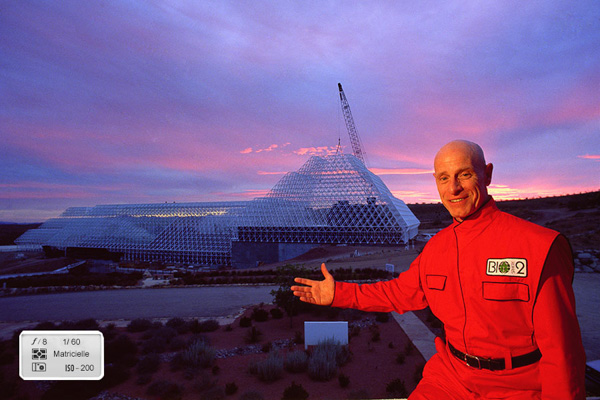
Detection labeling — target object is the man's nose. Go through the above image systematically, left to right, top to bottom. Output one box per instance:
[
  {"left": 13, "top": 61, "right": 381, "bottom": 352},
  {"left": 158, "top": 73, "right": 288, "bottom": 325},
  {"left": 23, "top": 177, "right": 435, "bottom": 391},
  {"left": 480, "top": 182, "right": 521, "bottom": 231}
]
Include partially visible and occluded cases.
[{"left": 449, "top": 178, "right": 462, "bottom": 194}]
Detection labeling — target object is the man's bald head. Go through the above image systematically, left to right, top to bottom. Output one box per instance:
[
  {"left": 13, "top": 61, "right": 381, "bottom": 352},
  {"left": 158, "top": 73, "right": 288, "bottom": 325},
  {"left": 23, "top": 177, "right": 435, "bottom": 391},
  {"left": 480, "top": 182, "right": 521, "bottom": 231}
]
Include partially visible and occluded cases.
[
  {"left": 433, "top": 140, "right": 493, "bottom": 221},
  {"left": 434, "top": 140, "right": 487, "bottom": 172}
]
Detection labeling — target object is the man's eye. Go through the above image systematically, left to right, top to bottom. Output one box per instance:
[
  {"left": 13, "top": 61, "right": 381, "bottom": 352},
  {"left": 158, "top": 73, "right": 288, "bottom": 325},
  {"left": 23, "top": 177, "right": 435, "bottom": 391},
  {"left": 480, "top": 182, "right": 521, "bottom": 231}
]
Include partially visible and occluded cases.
[
  {"left": 459, "top": 173, "right": 472, "bottom": 180},
  {"left": 438, "top": 176, "right": 449, "bottom": 182}
]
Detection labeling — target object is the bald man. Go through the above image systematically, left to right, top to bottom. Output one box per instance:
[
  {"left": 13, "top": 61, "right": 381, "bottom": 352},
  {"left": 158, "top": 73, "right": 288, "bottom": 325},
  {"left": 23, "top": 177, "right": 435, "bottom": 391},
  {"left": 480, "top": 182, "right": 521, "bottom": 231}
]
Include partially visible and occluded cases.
[{"left": 292, "top": 140, "right": 585, "bottom": 399}]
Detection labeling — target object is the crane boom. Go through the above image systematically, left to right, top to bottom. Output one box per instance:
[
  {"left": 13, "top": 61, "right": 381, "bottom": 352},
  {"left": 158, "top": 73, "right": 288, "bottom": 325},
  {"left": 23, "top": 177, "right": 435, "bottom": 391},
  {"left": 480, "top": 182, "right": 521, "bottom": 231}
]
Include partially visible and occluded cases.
[{"left": 338, "top": 82, "right": 366, "bottom": 165}]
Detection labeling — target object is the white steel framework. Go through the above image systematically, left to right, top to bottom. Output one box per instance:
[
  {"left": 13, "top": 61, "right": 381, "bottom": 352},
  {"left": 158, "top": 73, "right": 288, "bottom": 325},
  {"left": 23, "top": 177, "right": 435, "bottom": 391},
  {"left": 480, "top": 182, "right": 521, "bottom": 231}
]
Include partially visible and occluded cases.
[{"left": 16, "top": 153, "right": 419, "bottom": 266}]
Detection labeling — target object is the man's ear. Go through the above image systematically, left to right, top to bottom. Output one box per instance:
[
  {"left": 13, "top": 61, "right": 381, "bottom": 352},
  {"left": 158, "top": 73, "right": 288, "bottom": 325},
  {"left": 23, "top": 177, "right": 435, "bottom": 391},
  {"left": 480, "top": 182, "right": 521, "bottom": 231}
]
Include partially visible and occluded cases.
[{"left": 484, "top": 163, "right": 493, "bottom": 186}]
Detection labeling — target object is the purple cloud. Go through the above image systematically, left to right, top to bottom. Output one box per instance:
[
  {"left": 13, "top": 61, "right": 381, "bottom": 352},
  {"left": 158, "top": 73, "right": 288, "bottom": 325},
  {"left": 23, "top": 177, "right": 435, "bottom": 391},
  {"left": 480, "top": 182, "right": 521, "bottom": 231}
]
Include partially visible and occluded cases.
[{"left": 0, "top": 1, "right": 598, "bottom": 222}]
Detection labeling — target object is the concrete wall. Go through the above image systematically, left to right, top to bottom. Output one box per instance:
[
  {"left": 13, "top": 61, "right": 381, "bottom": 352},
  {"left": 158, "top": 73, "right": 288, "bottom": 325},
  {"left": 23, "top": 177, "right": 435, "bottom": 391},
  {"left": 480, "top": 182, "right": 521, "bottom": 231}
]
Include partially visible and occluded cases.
[{"left": 231, "top": 241, "right": 319, "bottom": 269}]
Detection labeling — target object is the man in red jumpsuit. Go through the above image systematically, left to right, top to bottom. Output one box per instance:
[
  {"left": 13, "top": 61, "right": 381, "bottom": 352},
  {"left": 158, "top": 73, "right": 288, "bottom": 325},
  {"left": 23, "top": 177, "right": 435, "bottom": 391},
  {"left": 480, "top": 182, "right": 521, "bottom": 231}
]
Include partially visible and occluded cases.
[{"left": 292, "top": 140, "right": 586, "bottom": 399}]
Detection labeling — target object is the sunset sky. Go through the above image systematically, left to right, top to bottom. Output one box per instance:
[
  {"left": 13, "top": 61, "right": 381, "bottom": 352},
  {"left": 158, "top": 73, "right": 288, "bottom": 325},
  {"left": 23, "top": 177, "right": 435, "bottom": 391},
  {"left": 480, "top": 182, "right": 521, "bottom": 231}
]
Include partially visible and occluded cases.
[{"left": 1, "top": 1, "right": 599, "bottom": 223}]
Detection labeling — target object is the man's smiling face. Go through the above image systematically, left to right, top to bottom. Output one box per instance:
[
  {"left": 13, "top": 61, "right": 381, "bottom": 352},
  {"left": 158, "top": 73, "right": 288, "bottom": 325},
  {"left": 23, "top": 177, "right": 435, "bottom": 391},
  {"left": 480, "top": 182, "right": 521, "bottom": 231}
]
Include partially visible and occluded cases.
[{"left": 433, "top": 141, "right": 493, "bottom": 222}]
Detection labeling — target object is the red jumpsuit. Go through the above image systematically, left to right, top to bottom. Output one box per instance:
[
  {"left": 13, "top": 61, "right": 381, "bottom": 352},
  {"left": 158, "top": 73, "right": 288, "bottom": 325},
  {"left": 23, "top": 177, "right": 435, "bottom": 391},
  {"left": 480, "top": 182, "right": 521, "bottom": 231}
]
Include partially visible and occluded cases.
[{"left": 332, "top": 199, "right": 586, "bottom": 399}]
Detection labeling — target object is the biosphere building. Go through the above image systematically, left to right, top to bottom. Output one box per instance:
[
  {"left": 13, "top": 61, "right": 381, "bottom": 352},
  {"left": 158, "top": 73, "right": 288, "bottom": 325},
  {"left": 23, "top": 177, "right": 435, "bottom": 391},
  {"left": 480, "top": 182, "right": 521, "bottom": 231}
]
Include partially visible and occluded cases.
[{"left": 16, "top": 153, "right": 419, "bottom": 268}]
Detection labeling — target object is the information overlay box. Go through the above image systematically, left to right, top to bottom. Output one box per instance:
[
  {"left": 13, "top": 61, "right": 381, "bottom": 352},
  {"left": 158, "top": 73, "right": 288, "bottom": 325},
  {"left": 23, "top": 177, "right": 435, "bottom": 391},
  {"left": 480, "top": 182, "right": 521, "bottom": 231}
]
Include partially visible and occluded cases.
[{"left": 20, "top": 330, "right": 104, "bottom": 380}]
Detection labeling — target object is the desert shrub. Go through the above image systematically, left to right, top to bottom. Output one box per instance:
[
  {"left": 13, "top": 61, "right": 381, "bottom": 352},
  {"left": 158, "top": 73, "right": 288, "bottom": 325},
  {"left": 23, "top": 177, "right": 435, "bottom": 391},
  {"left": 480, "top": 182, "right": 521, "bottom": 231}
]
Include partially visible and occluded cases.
[
  {"left": 252, "top": 308, "right": 269, "bottom": 322},
  {"left": 270, "top": 308, "right": 284, "bottom": 319},
  {"left": 339, "top": 308, "right": 365, "bottom": 321},
  {"left": 375, "top": 312, "right": 390, "bottom": 323},
  {"left": 239, "top": 316, "right": 252, "bottom": 328},
  {"left": 166, "top": 317, "right": 188, "bottom": 333},
  {"left": 58, "top": 318, "right": 100, "bottom": 330},
  {"left": 127, "top": 318, "right": 153, "bottom": 332},
  {"left": 188, "top": 319, "right": 202, "bottom": 333},
  {"left": 199, "top": 319, "right": 220, "bottom": 332},
  {"left": 33, "top": 321, "right": 56, "bottom": 330},
  {"left": 101, "top": 323, "right": 117, "bottom": 341},
  {"left": 224, "top": 324, "right": 233, "bottom": 332},
  {"left": 349, "top": 325, "right": 361, "bottom": 338},
  {"left": 370, "top": 325, "right": 381, "bottom": 342},
  {"left": 144, "top": 326, "right": 177, "bottom": 342},
  {"left": 245, "top": 326, "right": 263, "bottom": 344},
  {"left": 293, "top": 331, "right": 304, "bottom": 345},
  {"left": 105, "top": 334, "right": 137, "bottom": 366},
  {"left": 142, "top": 335, "right": 168, "bottom": 354},
  {"left": 169, "top": 336, "right": 187, "bottom": 351},
  {"left": 180, "top": 339, "right": 216, "bottom": 369},
  {"left": 308, "top": 339, "right": 351, "bottom": 381},
  {"left": 261, "top": 341, "right": 272, "bottom": 353},
  {"left": 404, "top": 341, "right": 415, "bottom": 356},
  {"left": 336, "top": 344, "right": 352, "bottom": 366},
  {"left": 308, "top": 349, "right": 337, "bottom": 381},
  {"left": 252, "top": 350, "right": 284, "bottom": 382},
  {"left": 284, "top": 350, "right": 308, "bottom": 373},
  {"left": 396, "top": 352, "right": 406, "bottom": 365},
  {"left": 137, "top": 353, "right": 161, "bottom": 374},
  {"left": 139, "top": 353, "right": 161, "bottom": 373},
  {"left": 194, "top": 371, "right": 217, "bottom": 392},
  {"left": 338, "top": 373, "right": 350, "bottom": 388},
  {"left": 386, "top": 378, "right": 408, "bottom": 398},
  {"left": 147, "top": 380, "right": 183, "bottom": 400},
  {"left": 282, "top": 381, "right": 309, "bottom": 400},
  {"left": 225, "top": 382, "right": 238, "bottom": 395},
  {"left": 239, "top": 391, "right": 264, "bottom": 400}
]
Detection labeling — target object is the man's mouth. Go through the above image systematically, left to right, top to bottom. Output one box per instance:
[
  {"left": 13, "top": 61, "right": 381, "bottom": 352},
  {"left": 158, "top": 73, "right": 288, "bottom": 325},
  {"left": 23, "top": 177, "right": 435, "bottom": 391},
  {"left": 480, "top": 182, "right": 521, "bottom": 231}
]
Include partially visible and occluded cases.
[{"left": 449, "top": 198, "right": 466, "bottom": 203}]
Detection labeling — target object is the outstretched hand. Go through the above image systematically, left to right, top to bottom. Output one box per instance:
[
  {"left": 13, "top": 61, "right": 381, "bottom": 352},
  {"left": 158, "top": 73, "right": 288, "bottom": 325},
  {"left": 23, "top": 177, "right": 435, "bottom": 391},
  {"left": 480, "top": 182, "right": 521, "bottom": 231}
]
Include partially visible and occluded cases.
[{"left": 291, "top": 263, "right": 335, "bottom": 306}]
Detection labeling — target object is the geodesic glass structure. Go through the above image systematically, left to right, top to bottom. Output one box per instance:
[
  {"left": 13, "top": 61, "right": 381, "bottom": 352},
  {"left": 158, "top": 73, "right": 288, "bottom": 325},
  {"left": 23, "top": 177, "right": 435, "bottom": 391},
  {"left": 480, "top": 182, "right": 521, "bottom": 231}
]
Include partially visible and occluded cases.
[
  {"left": 16, "top": 153, "right": 419, "bottom": 266},
  {"left": 238, "top": 153, "right": 419, "bottom": 245}
]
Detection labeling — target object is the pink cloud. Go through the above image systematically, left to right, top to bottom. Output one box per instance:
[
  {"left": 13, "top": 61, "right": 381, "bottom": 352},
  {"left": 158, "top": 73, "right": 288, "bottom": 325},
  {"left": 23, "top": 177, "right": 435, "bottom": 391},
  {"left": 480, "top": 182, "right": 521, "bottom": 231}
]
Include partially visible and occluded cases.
[
  {"left": 293, "top": 146, "right": 338, "bottom": 156},
  {"left": 578, "top": 154, "right": 600, "bottom": 161},
  {"left": 369, "top": 168, "right": 434, "bottom": 175},
  {"left": 257, "top": 171, "right": 287, "bottom": 175},
  {"left": 487, "top": 184, "right": 595, "bottom": 201},
  {"left": 211, "top": 189, "right": 271, "bottom": 199},
  {"left": 391, "top": 190, "right": 440, "bottom": 204}
]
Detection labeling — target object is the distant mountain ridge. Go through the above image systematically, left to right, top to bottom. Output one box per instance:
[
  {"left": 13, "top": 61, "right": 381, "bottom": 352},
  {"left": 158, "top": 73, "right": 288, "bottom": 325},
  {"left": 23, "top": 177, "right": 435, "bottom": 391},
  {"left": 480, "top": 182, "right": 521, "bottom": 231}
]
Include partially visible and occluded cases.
[{"left": 408, "top": 190, "right": 599, "bottom": 251}]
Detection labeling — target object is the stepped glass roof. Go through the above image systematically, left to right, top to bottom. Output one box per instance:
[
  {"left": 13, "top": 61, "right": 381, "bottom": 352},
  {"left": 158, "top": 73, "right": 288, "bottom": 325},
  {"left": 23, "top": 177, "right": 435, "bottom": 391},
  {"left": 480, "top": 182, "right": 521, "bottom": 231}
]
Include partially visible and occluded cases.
[{"left": 16, "top": 153, "right": 419, "bottom": 265}]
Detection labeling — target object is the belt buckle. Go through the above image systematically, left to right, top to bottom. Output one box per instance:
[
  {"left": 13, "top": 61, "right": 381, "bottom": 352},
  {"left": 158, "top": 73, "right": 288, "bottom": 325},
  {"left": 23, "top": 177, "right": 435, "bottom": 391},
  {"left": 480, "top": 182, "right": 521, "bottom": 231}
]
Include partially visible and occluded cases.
[{"left": 464, "top": 354, "right": 482, "bottom": 369}]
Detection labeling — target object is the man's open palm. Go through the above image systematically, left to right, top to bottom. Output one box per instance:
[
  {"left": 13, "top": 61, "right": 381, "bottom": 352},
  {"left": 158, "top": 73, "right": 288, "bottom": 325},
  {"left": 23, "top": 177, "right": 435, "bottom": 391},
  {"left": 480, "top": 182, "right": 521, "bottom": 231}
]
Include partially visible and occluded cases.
[{"left": 291, "top": 263, "right": 335, "bottom": 306}]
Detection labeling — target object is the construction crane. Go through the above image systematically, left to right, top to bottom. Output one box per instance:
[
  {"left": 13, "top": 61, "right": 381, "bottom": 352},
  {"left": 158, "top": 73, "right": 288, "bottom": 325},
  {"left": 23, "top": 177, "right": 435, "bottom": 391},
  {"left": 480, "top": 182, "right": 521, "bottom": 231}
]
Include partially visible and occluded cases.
[{"left": 338, "top": 82, "right": 367, "bottom": 165}]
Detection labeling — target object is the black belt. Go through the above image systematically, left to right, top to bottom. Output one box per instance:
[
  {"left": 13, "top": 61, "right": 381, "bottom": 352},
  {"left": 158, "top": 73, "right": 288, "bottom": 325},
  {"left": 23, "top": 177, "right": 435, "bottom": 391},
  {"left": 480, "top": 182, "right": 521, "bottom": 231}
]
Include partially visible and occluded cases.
[{"left": 448, "top": 342, "right": 541, "bottom": 371}]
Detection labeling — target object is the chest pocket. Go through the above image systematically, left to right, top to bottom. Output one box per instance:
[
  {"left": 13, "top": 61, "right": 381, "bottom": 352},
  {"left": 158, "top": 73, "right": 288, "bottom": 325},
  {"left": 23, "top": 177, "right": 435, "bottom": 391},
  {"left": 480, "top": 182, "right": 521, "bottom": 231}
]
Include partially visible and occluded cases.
[
  {"left": 426, "top": 274, "right": 447, "bottom": 291},
  {"left": 482, "top": 282, "right": 530, "bottom": 302}
]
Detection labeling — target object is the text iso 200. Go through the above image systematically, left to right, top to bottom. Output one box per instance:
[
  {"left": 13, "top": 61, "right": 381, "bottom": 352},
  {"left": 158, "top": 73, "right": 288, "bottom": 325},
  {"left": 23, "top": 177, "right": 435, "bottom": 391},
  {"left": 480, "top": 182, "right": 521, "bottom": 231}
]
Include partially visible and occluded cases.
[{"left": 65, "top": 364, "right": 94, "bottom": 372}]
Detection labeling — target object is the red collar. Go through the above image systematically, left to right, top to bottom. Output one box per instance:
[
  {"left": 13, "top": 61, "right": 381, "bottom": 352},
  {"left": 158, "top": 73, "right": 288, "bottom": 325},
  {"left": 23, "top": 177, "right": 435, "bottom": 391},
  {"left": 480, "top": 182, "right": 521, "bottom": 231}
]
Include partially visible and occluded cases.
[{"left": 451, "top": 198, "right": 499, "bottom": 245}]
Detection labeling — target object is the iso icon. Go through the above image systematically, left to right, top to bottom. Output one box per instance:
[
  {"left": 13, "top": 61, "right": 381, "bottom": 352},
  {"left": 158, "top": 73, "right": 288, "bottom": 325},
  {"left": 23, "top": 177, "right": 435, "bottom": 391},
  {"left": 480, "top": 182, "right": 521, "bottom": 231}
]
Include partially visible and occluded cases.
[{"left": 32, "top": 362, "right": 47, "bottom": 372}]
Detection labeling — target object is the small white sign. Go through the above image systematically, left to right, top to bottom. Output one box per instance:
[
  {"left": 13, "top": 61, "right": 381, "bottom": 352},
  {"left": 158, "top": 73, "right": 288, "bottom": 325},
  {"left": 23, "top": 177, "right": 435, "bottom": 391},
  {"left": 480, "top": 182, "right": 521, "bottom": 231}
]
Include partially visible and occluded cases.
[
  {"left": 385, "top": 263, "right": 395, "bottom": 273},
  {"left": 304, "top": 321, "right": 348, "bottom": 350}
]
